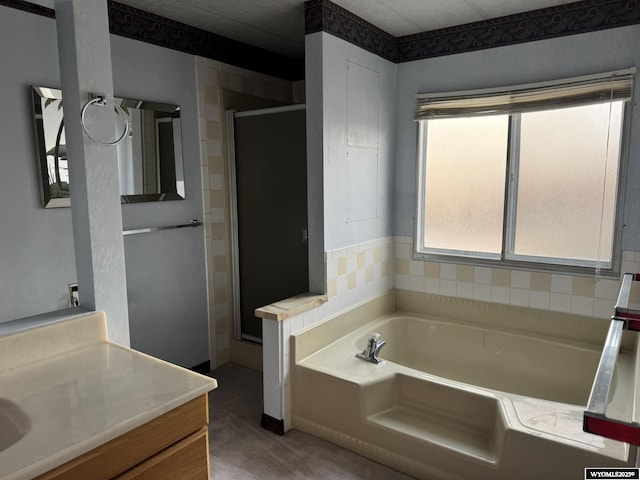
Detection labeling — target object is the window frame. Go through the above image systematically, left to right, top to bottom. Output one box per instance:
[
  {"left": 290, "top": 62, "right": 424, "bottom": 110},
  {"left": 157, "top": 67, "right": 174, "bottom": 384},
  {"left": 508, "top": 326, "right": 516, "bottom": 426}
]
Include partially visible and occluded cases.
[{"left": 414, "top": 73, "right": 634, "bottom": 277}]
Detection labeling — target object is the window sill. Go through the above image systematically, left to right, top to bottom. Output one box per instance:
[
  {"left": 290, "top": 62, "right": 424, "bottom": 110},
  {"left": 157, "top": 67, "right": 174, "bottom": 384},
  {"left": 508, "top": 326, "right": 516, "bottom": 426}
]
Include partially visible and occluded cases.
[{"left": 413, "top": 251, "right": 620, "bottom": 279}]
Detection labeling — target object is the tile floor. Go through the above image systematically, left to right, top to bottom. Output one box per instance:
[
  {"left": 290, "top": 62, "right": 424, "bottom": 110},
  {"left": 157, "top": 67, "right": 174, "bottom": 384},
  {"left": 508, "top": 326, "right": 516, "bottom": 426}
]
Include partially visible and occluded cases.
[{"left": 207, "top": 363, "right": 414, "bottom": 479}]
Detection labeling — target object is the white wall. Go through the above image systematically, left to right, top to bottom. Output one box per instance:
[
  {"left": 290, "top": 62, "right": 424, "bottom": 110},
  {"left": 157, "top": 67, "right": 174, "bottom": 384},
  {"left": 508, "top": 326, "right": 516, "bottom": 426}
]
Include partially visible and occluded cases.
[
  {"left": 393, "top": 25, "right": 640, "bottom": 251},
  {"left": 307, "top": 32, "right": 397, "bottom": 253}
]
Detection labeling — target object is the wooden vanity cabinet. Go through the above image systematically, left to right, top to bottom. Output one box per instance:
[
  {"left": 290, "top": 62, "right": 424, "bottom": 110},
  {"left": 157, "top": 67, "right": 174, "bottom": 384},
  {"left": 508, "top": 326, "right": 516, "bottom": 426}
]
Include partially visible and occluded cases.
[{"left": 36, "top": 394, "right": 210, "bottom": 480}]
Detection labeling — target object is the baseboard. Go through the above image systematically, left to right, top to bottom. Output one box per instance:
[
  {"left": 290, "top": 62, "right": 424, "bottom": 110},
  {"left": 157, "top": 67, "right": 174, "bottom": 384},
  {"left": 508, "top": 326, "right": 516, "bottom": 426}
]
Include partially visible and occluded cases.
[
  {"left": 230, "top": 339, "right": 262, "bottom": 372},
  {"left": 191, "top": 360, "right": 211, "bottom": 374},
  {"left": 261, "top": 413, "right": 285, "bottom": 435}
]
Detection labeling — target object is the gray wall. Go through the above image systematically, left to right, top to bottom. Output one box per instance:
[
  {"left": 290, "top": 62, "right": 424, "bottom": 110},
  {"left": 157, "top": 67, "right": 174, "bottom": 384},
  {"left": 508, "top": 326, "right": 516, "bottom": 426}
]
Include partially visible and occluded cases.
[
  {"left": 0, "top": 7, "right": 208, "bottom": 367},
  {"left": 0, "top": 7, "right": 73, "bottom": 322},
  {"left": 393, "top": 25, "right": 640, "bottom": 251},
  {"left": 112, "top": 35, "right": 209, "bottom": 368}
]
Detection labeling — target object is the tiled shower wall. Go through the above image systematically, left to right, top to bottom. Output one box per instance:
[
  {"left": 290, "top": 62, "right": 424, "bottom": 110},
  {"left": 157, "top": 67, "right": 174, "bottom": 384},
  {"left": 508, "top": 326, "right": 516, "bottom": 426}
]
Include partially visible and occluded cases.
[{"left": 195, "top": 56, "right": 304, "bottom": 367}]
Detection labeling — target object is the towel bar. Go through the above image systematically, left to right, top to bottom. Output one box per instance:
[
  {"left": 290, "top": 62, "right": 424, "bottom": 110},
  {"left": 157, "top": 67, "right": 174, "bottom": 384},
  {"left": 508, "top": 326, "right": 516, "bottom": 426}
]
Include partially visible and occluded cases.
[{"left": 123, "top": 219, "right": 202, "bottom": 236}]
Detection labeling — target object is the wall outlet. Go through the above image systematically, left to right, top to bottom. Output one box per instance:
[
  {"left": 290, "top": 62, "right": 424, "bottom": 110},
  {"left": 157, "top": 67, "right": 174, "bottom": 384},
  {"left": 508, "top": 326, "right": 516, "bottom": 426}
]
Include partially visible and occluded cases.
[{"left": 68, "top": 283, "right": 79, "bottom": 307}]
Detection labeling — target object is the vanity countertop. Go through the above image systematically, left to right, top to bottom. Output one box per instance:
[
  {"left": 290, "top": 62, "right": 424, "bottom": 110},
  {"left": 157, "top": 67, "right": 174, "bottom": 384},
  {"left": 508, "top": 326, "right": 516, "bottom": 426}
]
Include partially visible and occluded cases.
[{"left": 0, "top": 311, "right": 218, "bottom": 480}]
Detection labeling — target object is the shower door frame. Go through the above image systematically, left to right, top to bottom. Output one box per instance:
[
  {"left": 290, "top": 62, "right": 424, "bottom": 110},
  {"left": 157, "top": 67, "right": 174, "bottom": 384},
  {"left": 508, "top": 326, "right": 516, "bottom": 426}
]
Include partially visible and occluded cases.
[{"left": 226, "top": 103, "right": 307, "bottom": 344}]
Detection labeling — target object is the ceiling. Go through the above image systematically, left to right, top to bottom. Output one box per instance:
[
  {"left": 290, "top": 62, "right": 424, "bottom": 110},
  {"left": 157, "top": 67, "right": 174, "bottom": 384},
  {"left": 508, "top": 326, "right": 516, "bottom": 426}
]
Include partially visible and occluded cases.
[{"left": 30, "top": 0, "right": 580, "bottom": 58}]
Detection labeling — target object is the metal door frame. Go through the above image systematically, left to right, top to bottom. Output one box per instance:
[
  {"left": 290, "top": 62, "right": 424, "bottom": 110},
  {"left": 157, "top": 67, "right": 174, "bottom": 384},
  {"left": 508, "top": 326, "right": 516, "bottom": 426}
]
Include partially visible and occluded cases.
[{"left": 226, "top": 103, "right": 306, "bottom": 344}]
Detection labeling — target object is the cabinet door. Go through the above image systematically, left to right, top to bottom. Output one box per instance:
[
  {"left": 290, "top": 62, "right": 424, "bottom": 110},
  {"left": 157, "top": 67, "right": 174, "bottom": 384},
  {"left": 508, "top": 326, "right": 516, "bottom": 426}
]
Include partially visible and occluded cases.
[
  {"left": 36, "top": 395, "right": 208, "bottom": 480},
  {"left": 118, "top": 428, "right": 209, "bottom": 480}
]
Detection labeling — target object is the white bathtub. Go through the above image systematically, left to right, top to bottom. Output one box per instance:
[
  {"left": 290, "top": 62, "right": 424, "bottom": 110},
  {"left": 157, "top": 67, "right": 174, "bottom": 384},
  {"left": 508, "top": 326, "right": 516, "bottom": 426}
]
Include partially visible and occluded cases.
[{"left": 292, "top": 292, "right": 638, "bottom": 480}]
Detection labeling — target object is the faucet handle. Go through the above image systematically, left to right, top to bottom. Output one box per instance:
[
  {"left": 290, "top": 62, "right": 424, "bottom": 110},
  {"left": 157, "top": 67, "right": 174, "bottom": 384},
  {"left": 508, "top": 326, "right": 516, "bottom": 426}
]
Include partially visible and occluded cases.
[{"left": 357, "top": 332, "right": 385, "bottom": 364}]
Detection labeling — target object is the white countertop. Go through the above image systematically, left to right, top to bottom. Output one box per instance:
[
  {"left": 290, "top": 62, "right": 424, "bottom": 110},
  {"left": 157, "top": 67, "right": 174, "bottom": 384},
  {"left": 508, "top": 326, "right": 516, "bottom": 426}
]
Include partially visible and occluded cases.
[{"left": 0, "top": 311, "right": 218, "bottom": 480}]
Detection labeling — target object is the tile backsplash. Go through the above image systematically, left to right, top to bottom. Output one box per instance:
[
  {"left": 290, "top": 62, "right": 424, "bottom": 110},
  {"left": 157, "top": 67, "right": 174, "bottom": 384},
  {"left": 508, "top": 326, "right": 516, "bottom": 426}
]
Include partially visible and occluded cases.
[
  {"left": 322, "top": 236, "right": 640, "bottom": 320},
  {"left": 393, "top": 236, "right": 640, "bottom": 319},
  {"left": 324, "top": 237, "right": 395, "bottom": 318}
]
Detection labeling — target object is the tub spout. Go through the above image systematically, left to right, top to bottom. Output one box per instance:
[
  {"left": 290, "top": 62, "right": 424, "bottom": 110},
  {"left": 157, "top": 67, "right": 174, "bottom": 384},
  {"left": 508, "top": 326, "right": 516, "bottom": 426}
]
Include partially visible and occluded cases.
[{"left": 356, "top": 332, "right": 386, "bottom": 364}]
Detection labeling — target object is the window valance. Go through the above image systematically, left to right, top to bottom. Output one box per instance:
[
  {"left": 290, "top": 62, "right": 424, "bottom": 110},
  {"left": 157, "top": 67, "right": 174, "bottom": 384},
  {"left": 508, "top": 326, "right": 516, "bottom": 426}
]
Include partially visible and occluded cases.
[{"left": 415, "top": 68, "right": 635, "bottom": 120}]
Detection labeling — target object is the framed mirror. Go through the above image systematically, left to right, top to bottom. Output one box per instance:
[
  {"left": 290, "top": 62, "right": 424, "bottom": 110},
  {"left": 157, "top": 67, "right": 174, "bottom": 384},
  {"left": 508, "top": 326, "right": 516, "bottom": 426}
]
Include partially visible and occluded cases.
[{"left": 31, "top": 86, "right": 186, "bottom": 208}]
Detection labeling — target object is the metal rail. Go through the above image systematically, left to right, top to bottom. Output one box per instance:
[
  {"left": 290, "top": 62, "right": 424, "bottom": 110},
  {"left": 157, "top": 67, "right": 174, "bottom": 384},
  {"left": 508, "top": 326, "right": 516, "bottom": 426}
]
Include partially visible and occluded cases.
[
  {"left": 123, "top": 219, "right": 202, "bottom": 236},
  {"left": 584, "top": 273, "right": 640, "bottom": 445}
]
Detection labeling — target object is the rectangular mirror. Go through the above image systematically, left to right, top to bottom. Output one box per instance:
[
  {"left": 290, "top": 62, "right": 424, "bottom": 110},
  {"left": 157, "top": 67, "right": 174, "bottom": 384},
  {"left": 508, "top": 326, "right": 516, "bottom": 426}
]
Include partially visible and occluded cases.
[{"left": 31, "top": 86, "right": 186, "bottom": 208}]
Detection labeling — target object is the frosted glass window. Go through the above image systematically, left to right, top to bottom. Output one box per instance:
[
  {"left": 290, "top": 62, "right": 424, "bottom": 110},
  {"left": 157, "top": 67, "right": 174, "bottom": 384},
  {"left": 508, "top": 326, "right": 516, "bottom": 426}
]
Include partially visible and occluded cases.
[
  {"left": 416, "top": 79, "right": 630, "bottom": 274},
  {"left": 513, "top": 102, "right": 623, "bottom": 264},
  {"left": 423, "top": 116, "right": 508, "bottom": 255}
]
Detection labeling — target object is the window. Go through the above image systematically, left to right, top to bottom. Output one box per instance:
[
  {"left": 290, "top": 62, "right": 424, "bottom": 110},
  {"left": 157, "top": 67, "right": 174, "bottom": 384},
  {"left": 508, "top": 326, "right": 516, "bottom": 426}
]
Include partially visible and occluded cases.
[{"left": 415, "top": 70, "right": 634, "bottom": 274}]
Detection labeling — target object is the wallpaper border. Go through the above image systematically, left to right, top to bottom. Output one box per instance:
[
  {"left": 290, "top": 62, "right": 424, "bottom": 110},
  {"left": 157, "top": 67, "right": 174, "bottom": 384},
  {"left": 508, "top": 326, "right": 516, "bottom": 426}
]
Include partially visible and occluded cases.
[
  {"left": 0, "top": 0, "right": 304, "bottom": 81},
  {"left": 305, "top": 0, "right": 640, "bottom": 63}
]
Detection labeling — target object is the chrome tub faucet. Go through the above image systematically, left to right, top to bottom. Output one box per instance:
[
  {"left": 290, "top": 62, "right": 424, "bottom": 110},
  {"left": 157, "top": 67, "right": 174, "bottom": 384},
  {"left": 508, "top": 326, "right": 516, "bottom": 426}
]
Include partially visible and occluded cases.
[{"left": 356, "top": 332, "right": 386, "bottom": 364}]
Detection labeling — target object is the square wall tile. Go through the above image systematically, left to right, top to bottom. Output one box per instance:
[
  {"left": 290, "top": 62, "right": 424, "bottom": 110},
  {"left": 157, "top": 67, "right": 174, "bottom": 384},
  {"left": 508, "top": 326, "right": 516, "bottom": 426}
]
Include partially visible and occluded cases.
[
  {"left": 205, "top": 103, "right": 220, "bottom": 121},
  {"left": 374, "top": 247, "right": 383, "bottom": 263},
  {"left": 365, "top": 249, "right": 374, "bottom": 266},
  {"left": 347, "top": 254, "right": 357, "bottom": 272},
  {"left": 338, "top": 256, "right": 348, "bottom": 275},
  {"left": 396, "top": 259, "right": 409, "bottom": 275},
  {"left": 409, "top": 260, "right": 423, "bottom": 276},
  {"left": 425, "top": 262, "right": 440, "bottom": 278},
  {"left": 440, "top": 263, "right": 456, "bottom": 281},
  {"left": 365, "top": 265, "right": 374, "bottom": 283},
  {"left": 456, "top": 265, "right": 474, "bottom": 283},
  {"left": 474, "top": 267, "right": 492, "bottom": 285},
  {"left": 492, "top": 269, "right": 511, "bottom": 288},
  {"left": 510, "top": 270, "right": 531, "bottom": 290},
  {"left": 348, "top": 272, "right": 357, "bottom": 290},
  {"left": 530, "top": 272, "right": 552, "bottom": 292},
  {"left": 551, "top": 274, "right": 572, "bottom": 294},
  {"left": 410, "top": 275, "right": 424, "bottom": 292},
  {"left": 424, "top": 277, "right": 440, "bottom": 294},
  {"left": 572, "top": 277, "right": 596, "bottom": 297},
  {"left": 327, "top": 278, "right": 337, "bottom": 297},
  {"left": 595, "top": 278, "right": 620, "bottom": 300},
  {"left": 440, "top": 279, "right": 456, "bottom": 297},
  {"left": 457, "top": 281, "right": 474, "bottom": 299},
  {"left": 473, "top": 284, "right": 491, "bottom": 302},
  {"left": 491, "top": 286, "right": 510, "bottom": 304},
  {"left": 510, "top": 288, "right": 529, "bottom": 307},
  {"left": 529, "top": 291, "right": 550, "bottom": 310},
  {"left": 550, "top": 292, "right": 571, "bottom": 313},
  {"left": 571, "top": 296, "right": 594, "bottom": 316},
  {"left": 593, "top": 298, "right": 615, "bottom": 319},
  {"left": 216, "top": 333, "right": 230, "bottom": 351}
]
